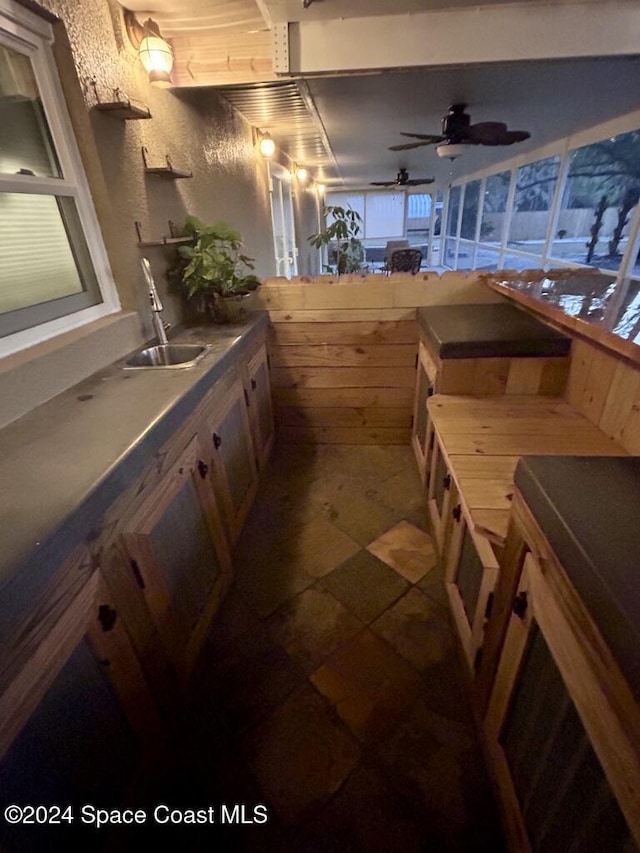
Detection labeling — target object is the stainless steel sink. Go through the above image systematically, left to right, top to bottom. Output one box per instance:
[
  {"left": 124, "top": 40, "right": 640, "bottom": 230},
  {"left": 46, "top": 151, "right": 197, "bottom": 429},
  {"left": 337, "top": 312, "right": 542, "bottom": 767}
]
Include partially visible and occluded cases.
[{"left": 124, "top": 344, "right": 208, "bottom": 369}]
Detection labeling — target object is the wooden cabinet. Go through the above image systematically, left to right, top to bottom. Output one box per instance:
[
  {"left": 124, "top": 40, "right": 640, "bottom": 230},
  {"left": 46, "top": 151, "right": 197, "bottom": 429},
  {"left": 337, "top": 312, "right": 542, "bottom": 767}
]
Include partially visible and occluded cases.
[
  {"left": 411, "top": 340, "right": 436, "bottom": 482},
  {"left": 241, "top": 341, "right": 274, "bottom": 471},
  {"left": 201, "top": 372, "right": 259, "bottom": 545},
  {"left": 120, "top": 436, "right": 232, "bottom": 678},
  {"left": 445, "top": 506, "right": 500, "bottom": 674},
  {"left": 485, "top": 551, "right": 640, "bottom": 852},
  {"left": 0, "top": 556, "right": 162, "bottom": 838}
]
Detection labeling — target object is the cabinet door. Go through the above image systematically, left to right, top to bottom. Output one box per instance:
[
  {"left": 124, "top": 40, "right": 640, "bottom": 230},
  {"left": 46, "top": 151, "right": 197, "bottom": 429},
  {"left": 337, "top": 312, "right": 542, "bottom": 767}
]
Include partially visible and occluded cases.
[
  {"left": 412, "top": 340, "right": 436, "bottom": 483},
  {"left": 243, "top": 342, "right": 274, "bottom": 471},
  {"left": 203, "top": 375, "right": 258, "bottom": 544},
  {"left": 426, "top": 435, "right": 457, "bottom": 554},
  {"left": 120, "top": 436, "right": 232, "bottom": 677},
  {"left": 445, "top": 509, "right": 499, "bottom": 673},
  {"left": 485, "top": 553, "right": 640, "bottom": 852},
  {"left": 0, "top": 569, "right": 162, "bottom": 848}
]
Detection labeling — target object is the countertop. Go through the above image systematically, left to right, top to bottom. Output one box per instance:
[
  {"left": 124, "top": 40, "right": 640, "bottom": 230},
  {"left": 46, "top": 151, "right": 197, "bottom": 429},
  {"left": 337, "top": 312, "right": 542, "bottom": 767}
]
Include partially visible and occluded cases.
[
  {"left": 417, "top": 302, "right": 571, "bottom": 359},
  {"left": 0, "top": 314, "right": 268, "bottom": 639},
  {"left": 514, "top": 455, "right": 640, "bottom": 701}
]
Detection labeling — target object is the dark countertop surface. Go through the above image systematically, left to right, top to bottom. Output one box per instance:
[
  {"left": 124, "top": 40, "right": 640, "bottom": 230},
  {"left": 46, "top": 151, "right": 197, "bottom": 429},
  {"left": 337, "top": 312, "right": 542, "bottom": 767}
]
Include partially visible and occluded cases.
[
  {"left": 417, "top": 302, "right": 571, "bottom": 359},
  {"left": 0, "top": 314, "right": 268, "bottom": 640},
  {"left": 515, "top": 455, "right": 640, "bottom": 700}
]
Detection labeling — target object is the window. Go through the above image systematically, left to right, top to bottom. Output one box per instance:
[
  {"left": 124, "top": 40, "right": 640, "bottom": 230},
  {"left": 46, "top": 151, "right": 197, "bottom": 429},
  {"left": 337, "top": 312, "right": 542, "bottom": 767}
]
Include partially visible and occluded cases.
[
  {"left": 0, "top": 2, "right": 118, "bottom": 355},
  {"left": 549, "top": 131, "right": 640, "bottom": 273},
  {"left": 507, "top": 156, "right": 561, "bottom": 256},
  {"left": 269, "top": 164, "right": 298, "bottom": 278},
  {"left": 480, "top": 171, "right": 511, "bottom": 247},
  {"left": 460, "top": 180, "right": 481, "bottom": 240},
  {"left": 444, "top": 185, "right": 461, "bottom": 268},
  {"left": 326, "top": 190, "right": 404, "bottom": 240}
]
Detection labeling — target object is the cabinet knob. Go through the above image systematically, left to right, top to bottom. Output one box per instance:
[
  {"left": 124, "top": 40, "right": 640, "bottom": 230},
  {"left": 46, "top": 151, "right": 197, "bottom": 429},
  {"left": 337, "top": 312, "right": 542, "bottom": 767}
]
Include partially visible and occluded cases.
[
  {"left": 427, "top": 387, "right": 434, "bottom": 397},
  {"left": 212, "top": 432, "right": 222, "bottom": 449},
  {"left": 197, "top": 459, "right": 209, "bottom": 479},
  {"left": 443, "top": 473, "right": 451, "bottom": 490},
  {"left": 452, "top": 504, "right": 462, "bottom": 522},
  {"left": 512, "top": 591, "right": 528, "bottom": 619}
]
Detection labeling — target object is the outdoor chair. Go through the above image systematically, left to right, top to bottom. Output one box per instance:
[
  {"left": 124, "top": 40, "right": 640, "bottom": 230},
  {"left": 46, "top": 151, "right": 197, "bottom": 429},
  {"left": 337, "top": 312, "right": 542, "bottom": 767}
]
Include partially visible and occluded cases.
[{"left": 389, "top": 248, "right": 423, "bottom": 273}]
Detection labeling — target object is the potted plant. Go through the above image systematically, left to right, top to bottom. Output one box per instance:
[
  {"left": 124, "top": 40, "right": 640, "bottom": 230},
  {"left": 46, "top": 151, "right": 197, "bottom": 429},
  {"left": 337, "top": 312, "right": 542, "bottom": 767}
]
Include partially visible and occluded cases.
[
  {"left": 308, "top": 205, "right": 365, "bottom": 274},
  {"left": 168, "top": 216, "right": 261, "bottom": 323}
]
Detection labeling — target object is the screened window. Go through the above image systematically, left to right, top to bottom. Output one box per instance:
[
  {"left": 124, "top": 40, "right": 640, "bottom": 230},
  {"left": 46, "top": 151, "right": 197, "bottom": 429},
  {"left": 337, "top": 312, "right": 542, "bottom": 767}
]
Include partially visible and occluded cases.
[
  {"left": 0, "top": 5, "right": 118, "bottom": 354},
  {"left": 549, "top": 131, "right": 640, "bottom": 273},
  {"left": 507, "top": 156, "right": 560, "bottom": 256},
  {"left": 480, "top": 171, "right": 511, "bottom": 246},
  {"left": 460, "top": 180, "right": 481, "bottom": 240},
  {"left": 443, "top": 185, "right": 461, "bottom": 268},
  {"left": 446, "top": 186, "right": 461, "bottom": 238},
  {"left": 406, "top": 192, "right": 431, "bottom": 246}
]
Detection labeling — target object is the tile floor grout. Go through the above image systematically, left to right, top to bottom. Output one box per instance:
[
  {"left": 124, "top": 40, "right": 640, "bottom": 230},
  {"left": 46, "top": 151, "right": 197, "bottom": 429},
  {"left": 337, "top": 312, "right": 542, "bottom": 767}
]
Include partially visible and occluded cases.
[{"left": 151, "top": 442, "right": 505, "bottom": 852}]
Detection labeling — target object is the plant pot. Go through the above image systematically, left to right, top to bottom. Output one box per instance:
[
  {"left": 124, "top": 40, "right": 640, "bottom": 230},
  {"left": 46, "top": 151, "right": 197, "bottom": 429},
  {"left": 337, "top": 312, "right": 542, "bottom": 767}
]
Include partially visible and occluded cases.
[{"left": 199, "top": 291, "right": 254, "bottom": 324}]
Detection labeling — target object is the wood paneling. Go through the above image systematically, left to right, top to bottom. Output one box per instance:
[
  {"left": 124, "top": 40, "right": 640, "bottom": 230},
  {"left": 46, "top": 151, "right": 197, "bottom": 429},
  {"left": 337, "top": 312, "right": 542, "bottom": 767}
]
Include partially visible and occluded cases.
[
  {"left": 262, "top": 273, "right": 505, "bottom": 444},
  {"left": 269, "top": 320, "right": 417, "bottom": 346},
  {"left": 564, "top": 336, "right": 640, "bottom": 454},
  {"left": 270, "top": 343, "right": 416, "bottom": 368},
  {"left": 271, "top": 366, "right": 416, "bottom": 389},
  {"left": 273, "top": 387, "right": 414, "bottom": 408},
  {"left": 278, "top": 406, "right": 411, "bottom": 428},
  {"left": 279, "top": 426, "right": 411, "bottom": 445}
]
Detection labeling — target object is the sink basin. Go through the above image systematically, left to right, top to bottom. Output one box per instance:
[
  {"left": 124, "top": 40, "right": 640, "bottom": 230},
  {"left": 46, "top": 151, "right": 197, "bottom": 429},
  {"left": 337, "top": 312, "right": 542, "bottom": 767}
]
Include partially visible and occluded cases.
[{"left": 124, "top": 344, "right": 208, "bottom": 369}]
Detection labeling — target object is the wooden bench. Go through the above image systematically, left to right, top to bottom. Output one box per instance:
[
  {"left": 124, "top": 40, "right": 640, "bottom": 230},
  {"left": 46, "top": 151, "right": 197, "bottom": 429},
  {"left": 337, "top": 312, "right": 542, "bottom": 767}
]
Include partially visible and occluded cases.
[{"left": 425, "top": 393, "right": 627, "bottom": 683}]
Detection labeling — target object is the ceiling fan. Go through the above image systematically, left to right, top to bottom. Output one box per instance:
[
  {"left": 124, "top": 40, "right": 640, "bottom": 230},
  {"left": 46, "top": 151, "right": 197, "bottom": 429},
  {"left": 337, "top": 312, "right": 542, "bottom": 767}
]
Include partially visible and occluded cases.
[
  {"left": 389, "top": 103, "right": 531, "bottom": 159},
  {"left": 370, "top": 168, "right": 434, "bottom": 187}
]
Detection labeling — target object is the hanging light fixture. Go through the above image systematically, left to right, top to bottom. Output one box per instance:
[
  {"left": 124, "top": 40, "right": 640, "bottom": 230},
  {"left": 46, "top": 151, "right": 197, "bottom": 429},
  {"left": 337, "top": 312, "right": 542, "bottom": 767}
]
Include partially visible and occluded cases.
[
  {"left": 124, "top": 11, "right": 174, "bottom": 88},
  {"left": 296, "top": 165, "right": 309, "bottom": 183}
]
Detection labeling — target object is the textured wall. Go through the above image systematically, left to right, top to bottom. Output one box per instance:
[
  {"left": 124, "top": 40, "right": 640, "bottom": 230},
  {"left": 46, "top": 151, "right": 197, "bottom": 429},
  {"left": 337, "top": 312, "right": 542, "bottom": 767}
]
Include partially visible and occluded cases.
[{"left": 36, "top": 0, "right": 278, "bottom": 337}]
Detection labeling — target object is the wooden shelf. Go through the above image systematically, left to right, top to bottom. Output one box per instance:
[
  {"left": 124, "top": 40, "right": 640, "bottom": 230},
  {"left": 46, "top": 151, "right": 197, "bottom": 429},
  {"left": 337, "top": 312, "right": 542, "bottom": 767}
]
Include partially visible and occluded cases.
[
  {"left": 90, "top": 83, "right": 151, "bottom": 121},
  {"left": 94, "top": 100, "right": 151, "bottom": 120},
  {"left": 142, "top": 147, "right": 192, "bottom": 179},
  {"left": 135, "top": 221, "right": 192, "bottom": 248}
]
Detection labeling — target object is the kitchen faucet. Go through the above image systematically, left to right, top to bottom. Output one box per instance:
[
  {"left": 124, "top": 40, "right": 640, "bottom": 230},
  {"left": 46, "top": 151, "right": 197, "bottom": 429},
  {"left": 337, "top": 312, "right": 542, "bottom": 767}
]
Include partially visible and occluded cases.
[{"left": 140, "top": 257, "right": 170, "bottom": 346}]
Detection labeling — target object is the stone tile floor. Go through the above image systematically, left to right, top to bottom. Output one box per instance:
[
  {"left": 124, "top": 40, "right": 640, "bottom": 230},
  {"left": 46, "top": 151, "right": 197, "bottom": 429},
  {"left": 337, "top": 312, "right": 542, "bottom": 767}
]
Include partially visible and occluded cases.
[{"left": 148, "top": 442, "right": 505, "bottom": 852}]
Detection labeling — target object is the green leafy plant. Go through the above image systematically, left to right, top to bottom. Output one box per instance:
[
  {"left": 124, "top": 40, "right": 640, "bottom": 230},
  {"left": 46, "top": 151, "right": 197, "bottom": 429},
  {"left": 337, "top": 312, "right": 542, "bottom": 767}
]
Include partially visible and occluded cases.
[
  {"left": 308, "top": 205, "right": 365, "bottom": 274},
  {"left": 168, "top": 216, "right": 261, "bottom": 301}
]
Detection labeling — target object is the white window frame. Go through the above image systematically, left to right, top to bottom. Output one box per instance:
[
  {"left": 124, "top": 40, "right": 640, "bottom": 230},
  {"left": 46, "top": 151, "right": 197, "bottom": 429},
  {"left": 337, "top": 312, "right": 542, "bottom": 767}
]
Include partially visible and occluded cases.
[
  {"left": 0, "top": 0, "right": 120, "bottom": 358},
  {"left": 268, "top": 161, "right": 298, "bottom": 278}
]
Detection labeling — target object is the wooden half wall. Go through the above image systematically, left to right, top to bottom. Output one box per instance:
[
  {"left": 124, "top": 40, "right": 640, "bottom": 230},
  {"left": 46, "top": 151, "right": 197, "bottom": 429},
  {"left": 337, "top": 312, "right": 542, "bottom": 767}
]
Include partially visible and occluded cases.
[{"left": 254, "top": 272, "right": 503, "bottom": 444}]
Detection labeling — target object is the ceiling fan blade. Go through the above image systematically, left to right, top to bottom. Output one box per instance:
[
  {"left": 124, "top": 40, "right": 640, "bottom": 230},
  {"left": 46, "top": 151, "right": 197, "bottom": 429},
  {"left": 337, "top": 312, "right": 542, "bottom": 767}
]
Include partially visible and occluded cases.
[
  {"left": 465, "top": 122, "right": 531, "bottom": 146},
  {"left": 399, "top": 132, "right": 444, "bottom": 142},
  {"left": 388, "top": 141, "right": 433, "bottom": 151},
  {"left": 406, "top": 178, "right": 435, "bottom": 186},
  {"left": 369, "top": 181, "right": 395, "bottom": 186}
]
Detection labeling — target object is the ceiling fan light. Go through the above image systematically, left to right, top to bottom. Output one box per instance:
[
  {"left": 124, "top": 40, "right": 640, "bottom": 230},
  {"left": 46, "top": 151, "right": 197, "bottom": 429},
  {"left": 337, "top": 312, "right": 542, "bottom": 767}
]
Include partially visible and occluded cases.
[{"left": 436, "top": 142, "right": 471, "bottom": 160}]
